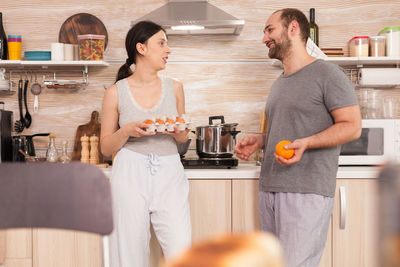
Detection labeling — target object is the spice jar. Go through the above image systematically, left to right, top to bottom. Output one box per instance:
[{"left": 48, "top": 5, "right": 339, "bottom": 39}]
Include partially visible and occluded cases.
[
  {"left": 77, "top": 34, "right": 105, "bottom": 60},
  {"left": 349, "top": 36, "right": 370, "bottom": 57},
  {"left": 369, "top": 36, "right": 386, "bottom": 57},
  {"left": 59, "top": 140, "right": 71, "bottom": 163}
]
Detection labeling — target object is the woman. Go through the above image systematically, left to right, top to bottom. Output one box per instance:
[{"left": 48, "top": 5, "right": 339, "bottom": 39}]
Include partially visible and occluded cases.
[{"left": 101, "top": 21, "right": 191, "bottom": 267}]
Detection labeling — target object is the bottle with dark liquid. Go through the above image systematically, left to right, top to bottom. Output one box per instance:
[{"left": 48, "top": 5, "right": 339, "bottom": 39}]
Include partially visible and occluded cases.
[
  {"left": 309, "top": 8, "right": 319, "bottom": 46},
  {"left": 0, "top": 12, "right": 8, "bottom": 60}
]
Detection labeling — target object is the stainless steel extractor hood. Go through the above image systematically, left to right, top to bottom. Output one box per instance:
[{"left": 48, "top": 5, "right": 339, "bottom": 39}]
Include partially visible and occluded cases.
[{"left": 132, "top": 0, "right": 245, "bottom": 35}]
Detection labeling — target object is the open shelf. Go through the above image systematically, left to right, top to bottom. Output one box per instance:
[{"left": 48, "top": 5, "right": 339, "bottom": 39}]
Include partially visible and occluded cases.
[
  {"left": 325, "top": 56, "right": 400, "bottom": 67},
  {"left": 0, "top": 60, "right": 109, "bottom": 68}
]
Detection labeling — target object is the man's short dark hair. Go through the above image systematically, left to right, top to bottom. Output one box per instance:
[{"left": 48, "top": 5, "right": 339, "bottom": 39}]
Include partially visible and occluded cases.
[{"left": 275, "top": 8, "right": 310, "bottom": 44}]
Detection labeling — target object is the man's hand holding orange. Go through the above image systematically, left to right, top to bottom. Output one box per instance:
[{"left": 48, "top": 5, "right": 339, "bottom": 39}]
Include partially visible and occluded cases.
[{"left": 274, "top": 139, "right": 308, "bottom": 166}]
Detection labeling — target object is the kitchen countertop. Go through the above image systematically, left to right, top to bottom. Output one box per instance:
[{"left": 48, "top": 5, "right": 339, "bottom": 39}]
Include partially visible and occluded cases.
[{"left": 101, "top": 163, "right": 383, "bottom": 179}]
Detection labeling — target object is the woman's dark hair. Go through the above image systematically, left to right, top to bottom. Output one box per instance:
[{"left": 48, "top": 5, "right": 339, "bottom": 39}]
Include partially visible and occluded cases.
[
  {"left": 275, "top": 8, "right": 310, "bottom": 44},
  {"left": 115, "top": 21, "right": 166, "bottom": 82}
]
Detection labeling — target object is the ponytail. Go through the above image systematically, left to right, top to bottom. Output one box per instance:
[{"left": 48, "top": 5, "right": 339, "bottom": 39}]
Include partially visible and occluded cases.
[{"left": 115, "top": 62, "right": 133, "bottom": 82}]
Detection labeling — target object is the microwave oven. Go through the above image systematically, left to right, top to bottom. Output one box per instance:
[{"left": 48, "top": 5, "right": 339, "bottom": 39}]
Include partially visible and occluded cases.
[{"left": 339, "top": 119, "right": 400, "bottom": 166}]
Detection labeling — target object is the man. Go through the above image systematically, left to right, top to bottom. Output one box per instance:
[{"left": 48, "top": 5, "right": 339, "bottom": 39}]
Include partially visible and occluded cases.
[{"left": 235, "top": 8, "right": 361, "bottom": 267}]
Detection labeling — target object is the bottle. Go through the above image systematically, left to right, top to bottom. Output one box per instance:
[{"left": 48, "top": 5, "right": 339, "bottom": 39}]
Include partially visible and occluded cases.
[
  {"left": 309, "top": 8, "right": 319, "bottom": 46},
  {"left": 0, "top": 12, "right": 8, "bottom": 60},
  {"left": 46, "top": 133, "right": 58, "bottom": 162},
  {"left": 59, "top": 140, "right": 71, "bottom": 163}
]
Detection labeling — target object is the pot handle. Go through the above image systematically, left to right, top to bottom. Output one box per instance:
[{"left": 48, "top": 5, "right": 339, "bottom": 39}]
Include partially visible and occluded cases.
[
  {"left": 209, "top": 116, "right": 225, "bottom": 125},
  {"left": 221, "top": 130, "right": 241, "bottom": 137},
  {"left": 230, "top": 130, "right": 241, "bottom": 137},
  {"left": 29, "top": 133, "right": 51, "bottom": 138}
]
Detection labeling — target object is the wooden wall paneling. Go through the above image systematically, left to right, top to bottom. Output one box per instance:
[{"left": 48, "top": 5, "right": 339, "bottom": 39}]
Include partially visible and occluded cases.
[{"left": 0, "top": 0, "right": 399, "bottom": 150}]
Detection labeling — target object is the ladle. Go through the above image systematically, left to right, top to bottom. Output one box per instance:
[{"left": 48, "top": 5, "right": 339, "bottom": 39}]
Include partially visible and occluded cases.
[
  {"left": 30, "top": 72, "right": 42, "bottom": 113},
  {"left": 23, "top": 73, "right": 32, "bottom": 128}
]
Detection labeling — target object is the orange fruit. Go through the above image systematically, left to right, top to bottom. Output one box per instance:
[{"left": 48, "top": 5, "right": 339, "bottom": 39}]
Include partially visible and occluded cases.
[{"left": 275, "top": 140, "right": 294, "bottom": 159}]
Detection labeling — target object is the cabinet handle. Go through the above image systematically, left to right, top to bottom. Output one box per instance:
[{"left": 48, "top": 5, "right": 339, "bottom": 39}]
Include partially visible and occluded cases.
[
  {"left": 339, "top": 186, "right": 346, "bottom": 229},
  {"left": 102, "top": 236, "right": 110, "bottom": 267}
]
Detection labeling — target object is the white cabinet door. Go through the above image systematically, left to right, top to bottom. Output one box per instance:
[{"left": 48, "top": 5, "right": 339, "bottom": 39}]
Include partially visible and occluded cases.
[
  {"left": 150, "top": 179, "right": 232, "bottom": 267},
  {"left": 232, "top": 179, "right": 260, "bottom": 232},
  {"left": 332, "top": 179, "right": 378, "bottom": 267},
  {"left": 189, "top": 180, "right": 232, "bottom": 243},
  {"left": 4, "top": 229, "right": 32, "bottom": 267}
]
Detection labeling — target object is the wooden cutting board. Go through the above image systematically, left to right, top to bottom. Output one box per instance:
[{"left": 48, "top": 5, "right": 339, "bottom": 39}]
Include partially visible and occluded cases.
[
  {"left": 58, "top": 13, "right": 108, "bottom": 49},
  {"left": 259, "top": 108, "right": 268, "bottom": 134},
  {"left": 72, "top": 110, "right": 103, "bottom": 162}
]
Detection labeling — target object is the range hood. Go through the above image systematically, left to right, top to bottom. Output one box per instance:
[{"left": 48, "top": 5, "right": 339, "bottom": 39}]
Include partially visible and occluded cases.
[{"left": 132, "top": 0, "right": 245, "bottom": 35}]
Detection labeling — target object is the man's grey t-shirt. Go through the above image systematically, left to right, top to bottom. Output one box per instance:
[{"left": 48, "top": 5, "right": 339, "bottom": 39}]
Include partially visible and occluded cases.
[{"left": 259, "top": 59, "right": 358, "bottom": 197}]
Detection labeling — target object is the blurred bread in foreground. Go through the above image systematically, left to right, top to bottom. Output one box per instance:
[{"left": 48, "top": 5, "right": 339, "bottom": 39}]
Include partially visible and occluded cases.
[{"left": 162, "top": 232, "right": 284, "bottom": 267}]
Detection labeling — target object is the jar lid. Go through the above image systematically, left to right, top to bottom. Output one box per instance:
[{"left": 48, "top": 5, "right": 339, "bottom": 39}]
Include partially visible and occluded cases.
[
  {"left": 378, "top": 26, "right": 400, "bottom": 35},
  {"left": 77, "top": 34, "right": 105, "bottom": 40},
  {"left": 8, "top": 35, "right": 21, "bottom": 39},
  {"left": 370, "top": 35, "right": 386, "bottom": 39},
  {"left": 349, "top": 36, "right": 370, "bottom": 43}
]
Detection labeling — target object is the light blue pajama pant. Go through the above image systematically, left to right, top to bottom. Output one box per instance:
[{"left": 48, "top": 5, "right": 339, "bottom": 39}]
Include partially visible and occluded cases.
[
  {"left": 109, "top": 148, "right": 191, "bottom": 267},
  {"left": 259, "top": 191, "right": 334, "bottom": 267}
]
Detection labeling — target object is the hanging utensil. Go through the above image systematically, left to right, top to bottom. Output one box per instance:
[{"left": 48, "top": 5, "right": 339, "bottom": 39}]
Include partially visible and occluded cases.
[
  {"left": 30, "top": 72, "right": 42, "bottom": 113},
  {"left": 23, "top": 75, "right": 32, "bottom": 128},
  {"left": 14, "top": 78, "right": 25, "bottom": 133}
]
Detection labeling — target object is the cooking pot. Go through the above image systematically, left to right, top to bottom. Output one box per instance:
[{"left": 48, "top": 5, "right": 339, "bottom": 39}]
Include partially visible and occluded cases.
[{"left": 195, "top": 116, "right": 240, "bottom": 158}]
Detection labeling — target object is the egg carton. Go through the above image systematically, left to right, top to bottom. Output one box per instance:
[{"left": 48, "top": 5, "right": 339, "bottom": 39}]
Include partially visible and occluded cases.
[{"left": 144, "top": 115, "right": 192, "bottom": 133}]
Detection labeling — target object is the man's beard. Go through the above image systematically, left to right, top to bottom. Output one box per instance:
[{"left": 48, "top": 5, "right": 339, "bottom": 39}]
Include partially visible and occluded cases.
[{"left": 268, "top": 31, "right": 292, "bottom": 61}]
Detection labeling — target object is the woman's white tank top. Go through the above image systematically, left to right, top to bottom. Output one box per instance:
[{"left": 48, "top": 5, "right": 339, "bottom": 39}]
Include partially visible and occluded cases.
[{"left": 117, "top": 76, "right": 178, "bottom": 156}]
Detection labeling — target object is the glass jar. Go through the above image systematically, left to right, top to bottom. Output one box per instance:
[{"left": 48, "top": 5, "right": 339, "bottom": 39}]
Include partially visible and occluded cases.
[
  {"left": 77, "top": 34, "right": 105, "bottom": 60},
  {"left": 348, "top": 36, "right": 370, "bottom": 57},
  {"left": 369, "top": 36, "right": 386, "bottom": 57},
  {"left": 46, "top": 133, "right": 58, "bottom": 162},
  {"left": 59, "top": 140, "right": 71, "bottom": 163},
  {"left": 254, "top": 148, "right": 264, "bottom": 166}
]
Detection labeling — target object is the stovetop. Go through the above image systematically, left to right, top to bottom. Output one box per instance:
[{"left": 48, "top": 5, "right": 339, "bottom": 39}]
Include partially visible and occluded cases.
[{"left": 181, "top": 157, "right": 238, "bottom": 169}]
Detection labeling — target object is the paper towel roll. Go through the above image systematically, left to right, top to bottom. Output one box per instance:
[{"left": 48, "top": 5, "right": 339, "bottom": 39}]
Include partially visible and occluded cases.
[
  {"left": 63, "top": 43, "right": 74, "bottom": 61},
  {"left": 358, "top": 68, "right": 400, "bottom": 87}
]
